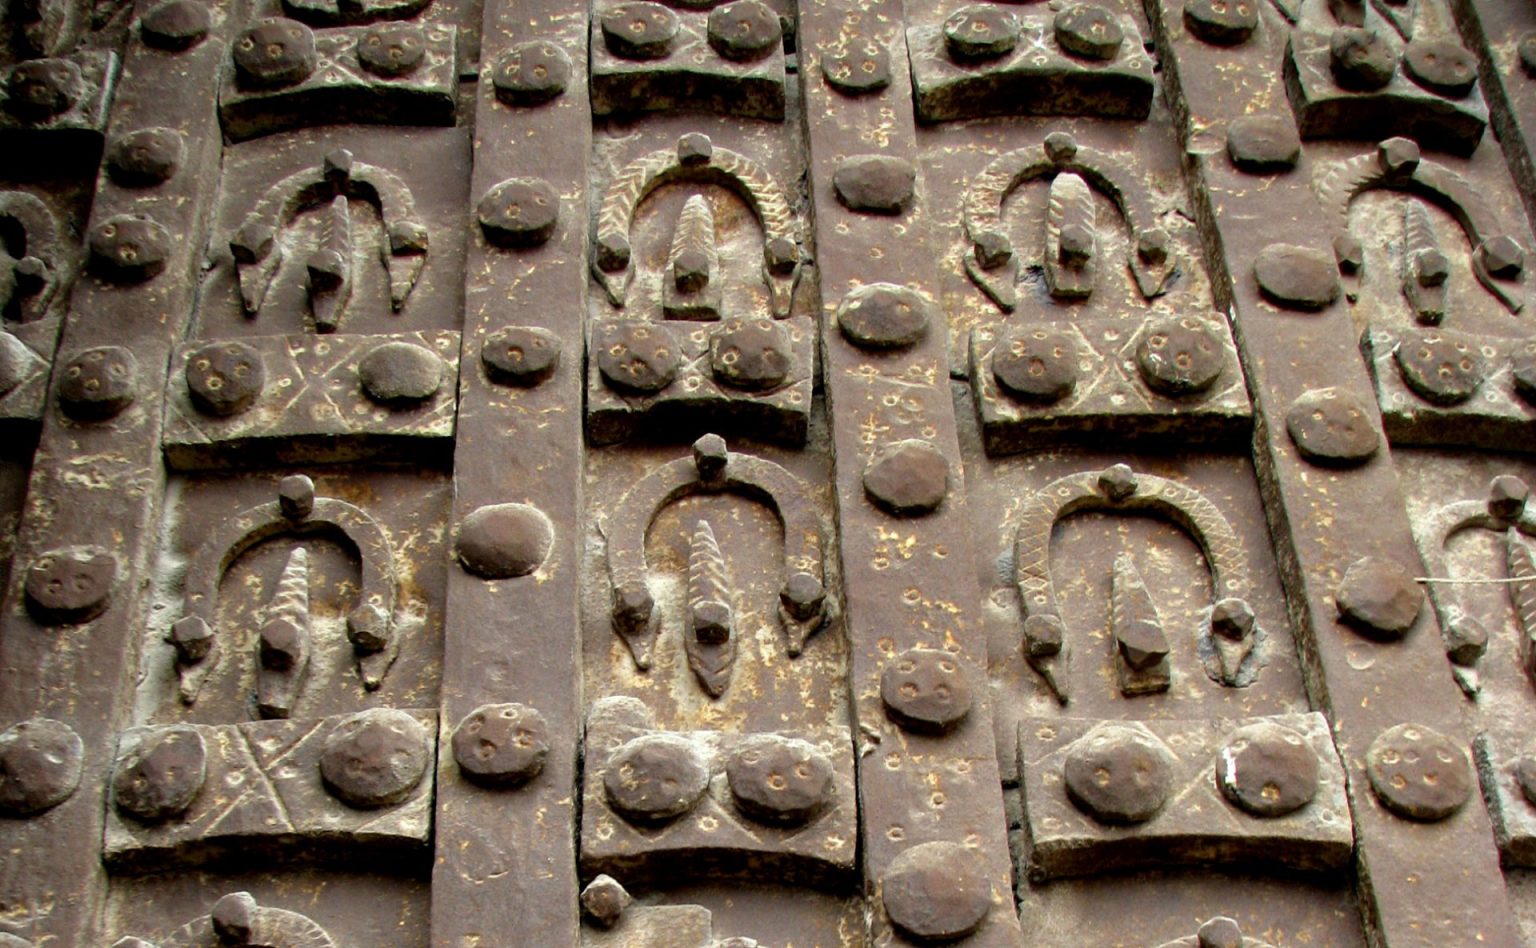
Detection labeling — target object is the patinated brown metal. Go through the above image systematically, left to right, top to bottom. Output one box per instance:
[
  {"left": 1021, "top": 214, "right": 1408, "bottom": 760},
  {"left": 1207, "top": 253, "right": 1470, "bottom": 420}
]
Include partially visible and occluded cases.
[{"left": 0, "top": 0, "right": 1535, "bottom": 944}]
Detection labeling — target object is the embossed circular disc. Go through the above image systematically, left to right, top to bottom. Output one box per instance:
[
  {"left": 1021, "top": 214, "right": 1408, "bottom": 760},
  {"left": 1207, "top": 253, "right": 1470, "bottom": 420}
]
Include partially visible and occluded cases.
[
  {"left": 477, "top": 178, "right": 560, "bottom": 249},
  {"left": 89, "top": 214, "right": 170, "bottom": 283},
  {"left": 1254, "top": 243, "right": 1339, "bottom": 310},
  {"left": 1217, "top": 722, "right": 1319, "bottom": 818},
  {"left": 1366, "top": 723, "right": 1471, "bottom": 822},
  {"left": 1063, "top": 724, "right": 1174, "bottom": 825},
  {"left": 603, "top": 733, "right": 709, "bottom": 821},
  {"left": 881, "top": 841, "right": 991, "bottom": 941}
]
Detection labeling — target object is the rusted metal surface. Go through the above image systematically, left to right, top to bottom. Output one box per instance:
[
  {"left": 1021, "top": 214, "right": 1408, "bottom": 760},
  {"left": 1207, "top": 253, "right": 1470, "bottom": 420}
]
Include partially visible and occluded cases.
[{"left": 0, "top": 0, "right": 1535, "bottom": 944}]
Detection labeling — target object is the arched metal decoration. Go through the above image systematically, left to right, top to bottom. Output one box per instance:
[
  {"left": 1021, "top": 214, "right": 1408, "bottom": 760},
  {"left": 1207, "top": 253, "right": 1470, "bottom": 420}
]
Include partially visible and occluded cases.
[
  {"left": 961, "top": 132, "right": 1176, "bottom": 312},
  {"left": 591, "top": 135, "right": 803, "bottom": 317},
  {"left": 1317, "top": 137, "right": 1526, "bottom": 313},
  {"left": 226, "top": 149, "right": 429, "bottom": 326},
  {"left": 605, "top": 435, "right": 829, "bottom": 672},
  {"left": 1013, "top": 465, "right": 1258, "bottom": 703},
  {"left": 167, "top": 475, "right": 404, "bottom": 706},
  {"left": 1415, "top": 476, "right": 1536, "bottom": 696},
  {"left": 115, "top": 891, "right": 337, "bottom": 948}
]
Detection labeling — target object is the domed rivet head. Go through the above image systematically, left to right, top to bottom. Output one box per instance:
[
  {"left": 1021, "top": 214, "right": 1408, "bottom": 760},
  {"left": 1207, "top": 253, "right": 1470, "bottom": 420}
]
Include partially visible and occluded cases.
[
  {"left": 140, "top": 0, "right": 211, "bottom": 50},
  {"left": 707, "top": 0, "right": 781, "bottom": 63},
  {"left": 1184, "top": 0, "right": 1257, "bottom": 46},
  {"left": 601, "top": 1, "right": 678, "bottom": 59},
  {"left": 1054, "top": 3, "right": 1123, "bottom": 60},
  {"left": 943, "top": 5, "right": 1019, "bottom": 62},
  {"left": 233, "top": 18, "right": 317, "bottom": 89},
  {"left": 356, "top": 23, "right": 426, "bottom": 78},
  {"left": 1330, "top": 27, "right": 1395, "bottom": 91},
  {"left": 1403, "top": 39, "right": 1477, "bottom": 97},
  {"left": 822, "top": 40, "right": 890, "bottom": 95},
  {"left": 491, "top": 41, "right": 571, "bottom": 106},
  {"left": 5, "top": 58, "right": 82, "bottom": 119},
  {"left": 1226, "top": 115, "right": 1300, "bottom": 173},
  {"left": 107, "top": 127, "right": 185, "bottom": 187},
  {"left": 833, "top": 155, "right": 916, "bottom": 215},
  {"left": 478, "top": 178, "right": 560, "bottom": 249},
  {"left": 89, "top": 215, "right": 171, "bottom": 283},
  {"left": 1254, "top": 243, "right": 1339, "bottom": 310},
  {"left": 837, "top": 283, "right": 932, "bottom": 351},
  {"left": 1135, "top": 316, "right": 1225, "bottom": 396},
  {"left": 709, "top": 317, "right": 792, "bottom": 391},
  {"left": 596, "top": 322, "right": 678, "bottom": 394},
  {"left": 481, "top": 326, "right": 560, "bottom": 386},
  {"left": 993, "top": 328, "right": 1077, "bottom": 404},
  {"left": 1394, "top": 333, "right": 1486, "bottom": 406},
  {"left": 185, "top": 341, "right": 264, "bottom": 417},
  {"left": 358, "top": 341, "right": 443, "bottom": 406},
  {"left": 58, "top": 346, "right": 138, "bottom": 421},
  {"left": 1284, "top": 387, "right": 1380, "bottom": 466},
  {"left": 863, "top": 440, "right": 949, "bottom": 516},
  {"left": 1097, "top": 463, "right": 1138, "bottom": 500},
  {"left": 277, "top": 474, "right": 315, "bottom": 521},
  {"left": 1490, "top": 475, "right": 1530, "bottom": 521},
  {"left": 456, "top": 503, "right": 554, "bottom": 579},
  {"left": 25, "top": 546, "right": 117, "bottom": 623},
  {"left": 1335, "top": 556, "right": 1423, "bottom": 639},
  {"left": 880, "top": 647, "right": 972, "bottom": 734},
  {"left": 451, "top": 703, "right": 549, "bottom": 787},
  {"left": 319, "top": 709, "right": 430, "bottom": 809},
  {"left": 0, "top": 718, "right": 83, "bottom": 817},
  {"left": 1216, "top": 722, "right": 1319, "bottom": 818},
  {"left": 1366, "top": 723, "right": 1471, "bottom": 821},
  {"left": 1063, "top": 724, "right": 1174, "bottom": 824},
  {"left": 112, "top": 726, "right": 206, "bottom": 822},
  {"left": 603, "top": 733, "right": 710, "bottom": 822},
  {"left": 725, "top": 734, "right": 834, "bottom": 824},
  {"left": 881, "top": 841, "right": 991, "bottom": 941},
  {"left": 581, "top": 875, "right": 632, "bottom": 928},
  {"left": 211, "top": 891, "right": 257, "bottom": 945},
  {"left": 1197, "top": 916, "right": 1247, "bottom": 948}
]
